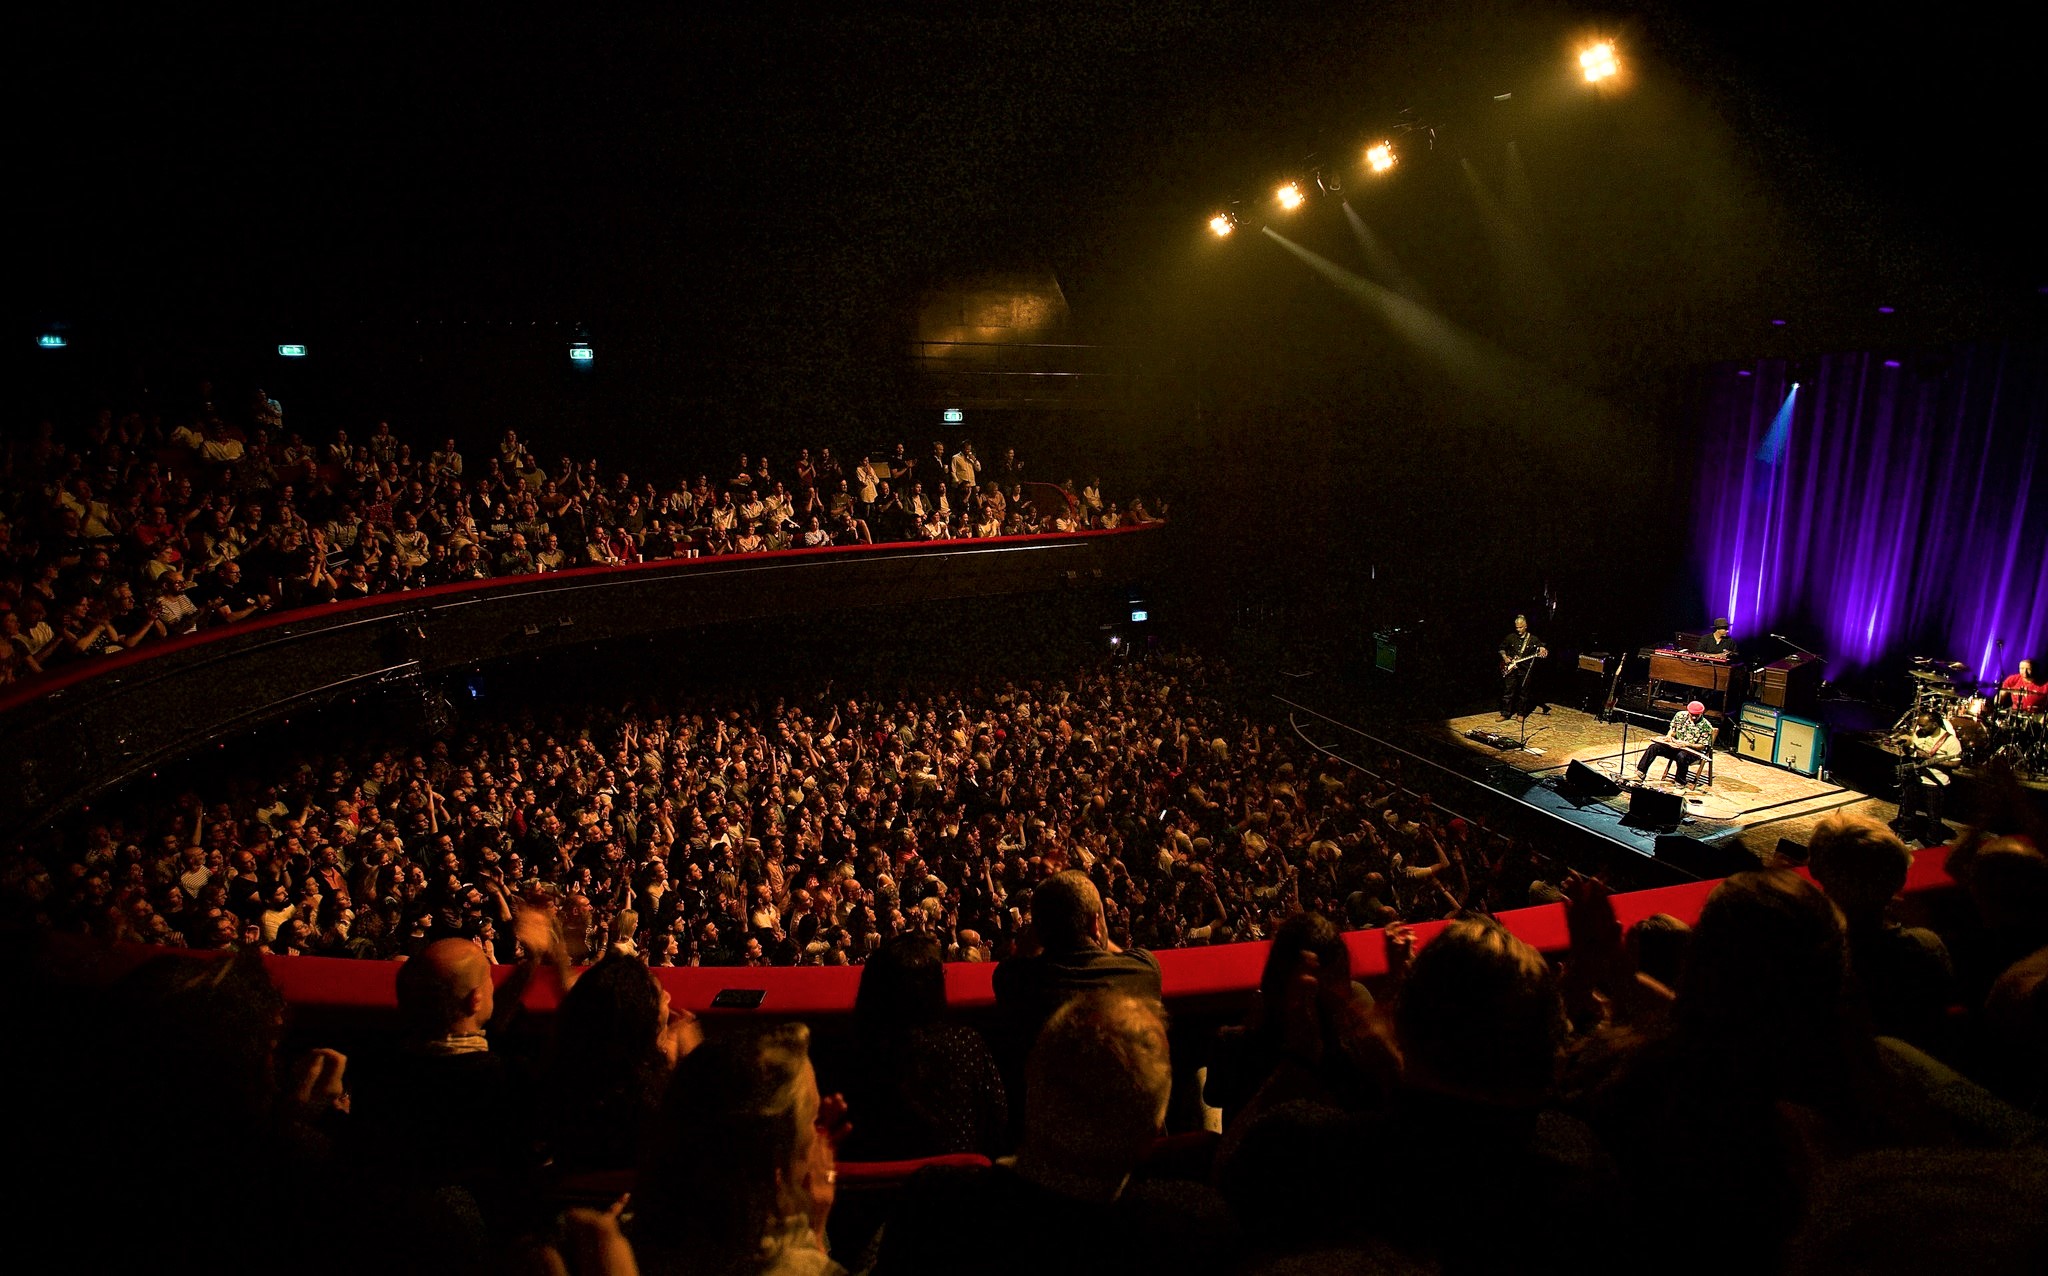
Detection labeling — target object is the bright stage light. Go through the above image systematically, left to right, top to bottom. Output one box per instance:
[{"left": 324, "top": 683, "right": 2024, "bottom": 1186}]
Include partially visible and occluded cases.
[
  {"left": 1579, "top": 41, "right": 1619, "bottom": 83},
  {"left": 1365, "top": 142, "right": 1396, "bottom": 174},
  {"left": 1275, "top": 181, "right": 1305, "bottom": 211},
  {"left": 1209, "top": 211, "right": 1236, "bottom": 237}
]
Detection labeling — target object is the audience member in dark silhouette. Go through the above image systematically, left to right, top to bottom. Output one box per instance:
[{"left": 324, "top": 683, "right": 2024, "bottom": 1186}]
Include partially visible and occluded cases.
[
  {"left": 1807, "top": 813, "right": 1955, "bottom": 1052},
  {"left": 992, "top": 870, "right": 1161, "bottom": 1074},
  {"left": 1203, "top": 910, "right": 1387, "bottom": 1131},
  {"left": 1223, "top": 916, "right": 1614, "bottom": 1274},
  {"left": 348, "top": 919, "right": 565, "bottom": 1238},
  {"left": 843, "top": 934, "right": 1007, "bottom": 1160},
  {"left": 547, "top": 951, "right": 701, "bottom": 1174},
  {"left": 33, "top": 952, "right": 358, "bottom": 1274},
  {"left": 873, "top": 990, "right": 1239, "bottom": 1276}
]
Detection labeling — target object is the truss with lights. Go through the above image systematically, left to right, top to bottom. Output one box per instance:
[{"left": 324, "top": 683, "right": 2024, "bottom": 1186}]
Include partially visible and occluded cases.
[{"left": 1203, "top": 40, "right": 1622, "bottom": 237}]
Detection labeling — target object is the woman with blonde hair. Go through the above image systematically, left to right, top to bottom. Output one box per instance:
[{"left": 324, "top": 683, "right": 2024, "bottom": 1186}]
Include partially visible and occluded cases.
[{"left": 633, "top": 1023, "right": 850, "bottom": 1275}]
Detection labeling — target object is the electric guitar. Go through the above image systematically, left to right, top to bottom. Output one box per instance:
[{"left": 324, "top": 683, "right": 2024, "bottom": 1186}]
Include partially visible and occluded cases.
[{"left": 1500, "top": 648, "right": 1547, "bottom": 676}]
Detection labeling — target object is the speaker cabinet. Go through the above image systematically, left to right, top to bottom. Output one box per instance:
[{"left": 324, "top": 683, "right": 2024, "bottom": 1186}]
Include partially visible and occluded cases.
[
  {"left": 1736, "top": 701, "right": 1780, "bottom": 762},
  {"left": 1776, "top": 714, "right": 1827, "bottom": 777},
  {"left": 1561, "top": 759, "right": 1622, "bottom": 801},
  {"left": 1623, "top": 787, "right": 1685, "bottom": 829}
]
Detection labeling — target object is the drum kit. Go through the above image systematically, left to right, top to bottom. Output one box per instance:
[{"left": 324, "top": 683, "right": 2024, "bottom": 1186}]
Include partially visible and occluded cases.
[{"left": 1890, "top": 657, "right": 2048, "bottom": 777}]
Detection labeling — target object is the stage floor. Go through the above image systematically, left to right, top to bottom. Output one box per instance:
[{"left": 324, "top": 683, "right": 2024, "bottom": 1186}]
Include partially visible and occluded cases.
[{"left": 1437, "top": 706, "right": 1900, "bottom": 864}]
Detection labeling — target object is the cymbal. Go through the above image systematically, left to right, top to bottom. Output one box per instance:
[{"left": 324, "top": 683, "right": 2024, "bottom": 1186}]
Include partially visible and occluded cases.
[{"left": 1909, "top": 670, "right": 1957, "bottom": 683}]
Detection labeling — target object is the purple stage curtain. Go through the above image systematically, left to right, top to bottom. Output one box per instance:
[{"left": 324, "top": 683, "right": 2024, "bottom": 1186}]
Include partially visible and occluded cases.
[{"left": 1693, "top": 339, "right": 2048, "bottom": 681}]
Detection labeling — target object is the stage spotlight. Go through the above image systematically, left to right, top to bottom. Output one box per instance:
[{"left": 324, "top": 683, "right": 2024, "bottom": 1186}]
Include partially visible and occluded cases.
[
  {"left": 1579, "top": 41, "right": 1619, "bottom": 83},
  {"left": 1365, "top": 142, "right": 1396, "bottom": 174},
  {"left": 1275, "top": 181, "right": 1305, "bottom": 211},
  {"left": 1208, "top": 210, "right": 1237, "bottom": 237}
]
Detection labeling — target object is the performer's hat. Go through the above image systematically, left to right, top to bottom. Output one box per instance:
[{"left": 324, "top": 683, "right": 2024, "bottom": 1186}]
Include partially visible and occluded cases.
[
  {"left": 1712, "top": 617, "right": 1730, "bottom": 630},
  {"left": 1687, "top": 700, "right": 1706, "bottom": 716}
]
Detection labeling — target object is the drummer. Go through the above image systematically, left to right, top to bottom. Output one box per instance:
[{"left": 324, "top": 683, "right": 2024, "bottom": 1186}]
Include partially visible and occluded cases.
[{"left": 1998, "top": 659, "right": 2046, "bottom": 713}]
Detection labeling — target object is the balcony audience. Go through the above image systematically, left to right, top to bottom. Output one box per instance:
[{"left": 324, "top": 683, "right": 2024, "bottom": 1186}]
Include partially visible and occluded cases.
[{"left": 1, "top": 394, "right": 1167, "bottom": 691}]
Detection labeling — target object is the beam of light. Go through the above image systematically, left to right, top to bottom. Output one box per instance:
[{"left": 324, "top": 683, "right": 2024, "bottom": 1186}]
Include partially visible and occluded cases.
[
  {"left": 1579, "top": 41, "right": 1619, "bottom": 83},
  {"left": 1365, "top": 142, "right": 1395, "bottom": 174},
  {"left": 1458, "top": 157, "right": 1581, "bottom": 368},
  {"left": 1275, "top": 181, "right": 1305, "bottom": 211},
  {"left": 1341, "top": 202, "right": 1431, "bottom": 304},
  {"left": 1208, "top": 212, "right": 1236, "bottom": 237},
  {"left": 1260, "top": 226, "right": 1619, "bottom": 438},
  {"left": 1756, "top": 383, "right": 1797, "bottom": 464}
]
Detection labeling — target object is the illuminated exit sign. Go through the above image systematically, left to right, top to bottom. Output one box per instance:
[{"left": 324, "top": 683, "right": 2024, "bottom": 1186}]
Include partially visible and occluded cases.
[
  {"left": 278, "top": 344, "right": 307, "bottom": 357},
  {"left": 943, "top": 408, "right": 964, "bottom": 424}
]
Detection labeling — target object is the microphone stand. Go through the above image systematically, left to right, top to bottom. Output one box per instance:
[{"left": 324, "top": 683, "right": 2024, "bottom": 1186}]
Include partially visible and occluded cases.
[
  {"left": 1769, "top": 632, "right": 1820, "bottom": 659},
  {"left": 1605, "top": 706, "right": 1670, "bottom": 786}
]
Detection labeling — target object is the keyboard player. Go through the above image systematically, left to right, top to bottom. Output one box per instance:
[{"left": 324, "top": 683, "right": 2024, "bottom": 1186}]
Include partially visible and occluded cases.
[{"left": 1694, "top": 617, "right": 1738, "bottom": 659}]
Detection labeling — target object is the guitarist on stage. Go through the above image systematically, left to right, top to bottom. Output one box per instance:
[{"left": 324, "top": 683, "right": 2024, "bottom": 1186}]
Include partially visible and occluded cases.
[{"left": 1499, "top": 614, "right": 1549, "bottom": 719}]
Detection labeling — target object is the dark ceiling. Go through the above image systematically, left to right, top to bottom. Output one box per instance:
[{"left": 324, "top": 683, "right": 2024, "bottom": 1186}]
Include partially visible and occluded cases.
[{"left": 21, "top": 3, "right": 2043, "bottom": 371}]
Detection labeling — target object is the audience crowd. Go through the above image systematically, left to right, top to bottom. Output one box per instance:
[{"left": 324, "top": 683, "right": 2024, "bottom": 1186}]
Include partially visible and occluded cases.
[
  {"left": 0, "top": 386, "right": 1165, "bottom": 687},
  {"left": 9, "top": 651, "right": 1580, "bottom": 967},
  {"left": 14, "top": 802, "right": 2046, "bottom": 1275}
]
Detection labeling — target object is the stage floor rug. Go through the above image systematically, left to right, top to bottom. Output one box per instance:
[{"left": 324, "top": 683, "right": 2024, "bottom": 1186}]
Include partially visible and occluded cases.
[{"left": 1437, "top": 706, "right": 1900, "bottom": 863}]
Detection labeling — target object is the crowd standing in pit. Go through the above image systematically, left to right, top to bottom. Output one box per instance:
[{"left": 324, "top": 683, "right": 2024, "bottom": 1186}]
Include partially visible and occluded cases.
[
  {"left": 0, "top": 386, "right": 1166, "bottom": 687},
  {"left": 8, "top": 651, "right": 1589, "bottom": 965}
]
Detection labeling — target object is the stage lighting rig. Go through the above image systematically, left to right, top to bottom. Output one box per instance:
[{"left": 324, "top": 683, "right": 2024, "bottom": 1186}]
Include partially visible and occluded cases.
[
  {"left": 1579, "top": 41, "right": 1619, "bottom": 83},
  {"left": 1365, "top": 141, "right": 1396, "bottom": 174},
  {"left": 1314, "top": 166, "right": 1342, "bottom": 195},
  {"left": 1275, "top": 180, "right": 1306, "bottom": 211},
  {"left": 1208, "top": 210, "right": 1238, "bottom": 237}
]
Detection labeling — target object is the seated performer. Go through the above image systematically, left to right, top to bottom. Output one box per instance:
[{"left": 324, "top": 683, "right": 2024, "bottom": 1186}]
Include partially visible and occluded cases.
[
  {"left": 1498, "top": 614, "right": 1548, "bottom": 719},
  {"left": 1694, "top": 617, "right": 1738, "bottom": 658},
  {"left": 1998, "top": 658, "right": 2046, "bottom": 713},
  {"left": 1636, "top": 700, "right": 1715, "bottom": 786}
]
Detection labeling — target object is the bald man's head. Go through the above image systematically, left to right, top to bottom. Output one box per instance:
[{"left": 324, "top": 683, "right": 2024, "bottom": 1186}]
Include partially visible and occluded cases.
[
  {"left": 1031, "top": 870, "right": 1106, "bottom": 953},
  {"left": 396, "top": 938, "right": 495, "bottom": 1038}
]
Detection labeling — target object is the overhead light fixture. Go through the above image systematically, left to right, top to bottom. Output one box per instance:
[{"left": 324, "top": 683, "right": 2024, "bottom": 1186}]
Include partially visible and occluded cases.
[
  {"left": 1579, "top": 41, "right": 1619, "bottom": 83},
  {"left": 1365, "top": 142, "right": 1396, "bottom": 174},
  {"left": 1275, "top": 181, "right": 1305, "bottom": 211},
  {"left": 1208, "top": 210, "right": 1237, "bottom": 237},
  {"left": 38, "top": 332, "right": 68, "bottom": 349}
]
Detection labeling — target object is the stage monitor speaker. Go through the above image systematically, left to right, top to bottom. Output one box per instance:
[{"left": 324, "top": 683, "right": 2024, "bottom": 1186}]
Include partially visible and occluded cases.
[
  {"left": 1776, "top": 715, "right": 1828, "bottom": 777},
  {"left": 1561, "top": 760, "right": 1621, "bottom": 801},
  {"left": 1623, "top": 787, "right": 1685, "bottom": 829},
  {"left": 1653, "top": 833, "right": 1757, "bottom": 879}
]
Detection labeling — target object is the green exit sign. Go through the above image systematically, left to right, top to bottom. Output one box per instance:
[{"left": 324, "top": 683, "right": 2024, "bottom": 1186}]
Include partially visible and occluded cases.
[{"left": 278, "top": 344, "right": 307, "bottom": 357}]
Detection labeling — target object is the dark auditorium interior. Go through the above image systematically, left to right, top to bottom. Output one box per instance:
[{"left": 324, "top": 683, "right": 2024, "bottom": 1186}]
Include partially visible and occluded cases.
[{"left": 7, "top": 5, "right": 2047, "bottom": 1274}]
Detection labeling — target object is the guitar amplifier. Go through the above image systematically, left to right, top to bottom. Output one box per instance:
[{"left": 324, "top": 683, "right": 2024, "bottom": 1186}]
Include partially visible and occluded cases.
[
  {"left": 1736, "top": 701, "right": 1779, "bottom": 762},
  {"left": 1775, "top": 713, "right": 1827, "bottom": 777}
]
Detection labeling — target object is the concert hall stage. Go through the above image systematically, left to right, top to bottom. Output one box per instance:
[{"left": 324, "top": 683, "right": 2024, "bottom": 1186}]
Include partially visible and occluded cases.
[{"left": 1436, "top": 706, "right": 1900, "bottom": 868}]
